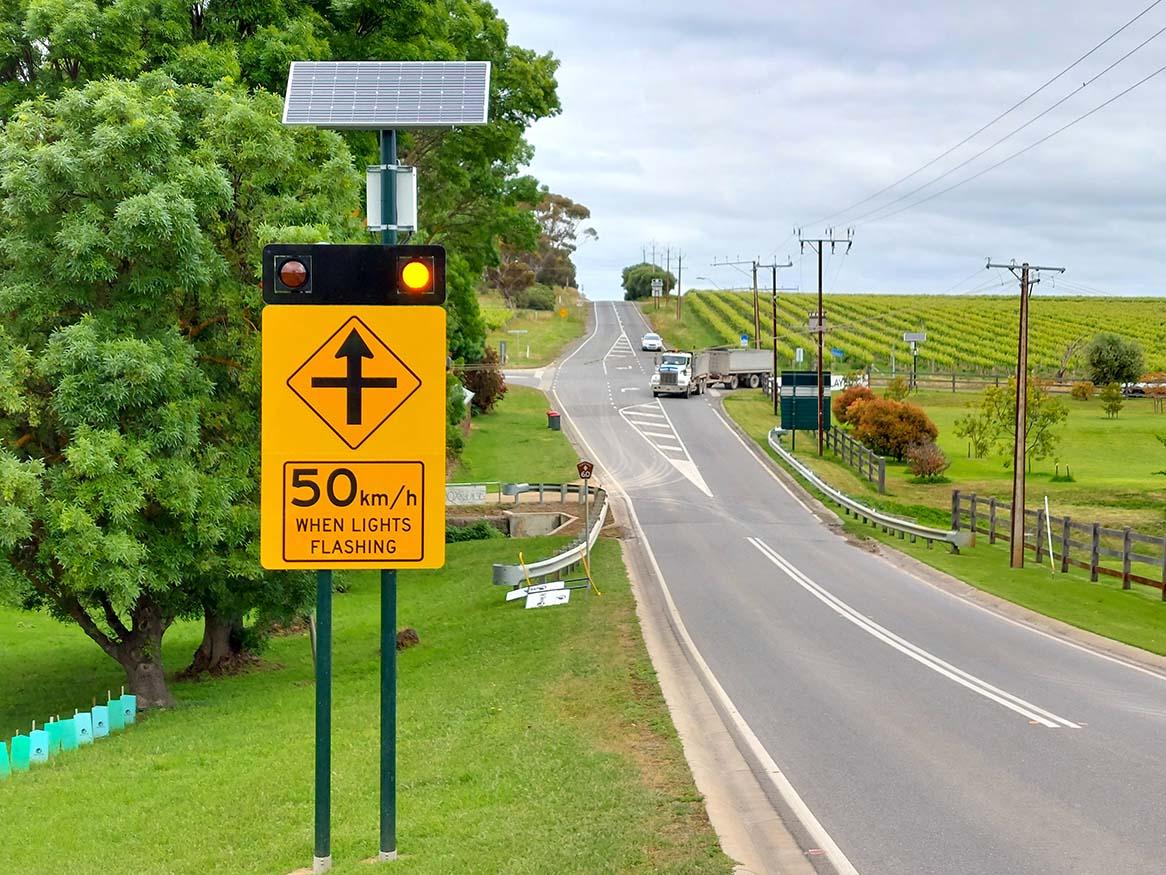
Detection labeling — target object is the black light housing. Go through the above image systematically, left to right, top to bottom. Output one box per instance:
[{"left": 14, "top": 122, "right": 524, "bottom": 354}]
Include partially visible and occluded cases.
[{"left": 262, "top": 245, "right": 446, "bottom": 306}]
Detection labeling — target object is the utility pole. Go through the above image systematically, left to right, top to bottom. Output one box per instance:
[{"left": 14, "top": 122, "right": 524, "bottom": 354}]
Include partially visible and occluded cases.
[
  {"left": 798, "top": 228, "right": 853, "bottom": 455},
  {"left": 651, "top": 241, "right": 656, "bottom": 267},
  {"left": 666, "top": 246, "right": 671, "bottom": 286},
  {"left": 676, "top": 252, "right": 683, "bottom": 320},
  {"left": 712, "top": 256, "right": 761, "bottom": 346},
  {"left": 758, "top": 258, "right": 794, "bottom": 415},
  {"left": 986, "top": 259, "right": 1065, "bottom": 568}
]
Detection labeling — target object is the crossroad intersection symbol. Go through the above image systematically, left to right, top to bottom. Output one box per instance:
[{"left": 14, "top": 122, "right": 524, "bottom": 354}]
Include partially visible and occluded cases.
[{"left": 287, "top": 316, "right": 422, "bottom": 450}]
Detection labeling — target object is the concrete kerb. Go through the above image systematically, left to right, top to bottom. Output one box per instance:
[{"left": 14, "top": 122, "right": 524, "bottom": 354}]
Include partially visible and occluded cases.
[{"left": 712, "top": 395, "right": 1166, "bottom": 681}]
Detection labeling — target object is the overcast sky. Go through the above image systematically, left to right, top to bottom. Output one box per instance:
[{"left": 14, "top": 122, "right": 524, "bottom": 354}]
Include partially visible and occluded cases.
[{"left": 493, "top": 0, "right": 1166, "bottom": 300}]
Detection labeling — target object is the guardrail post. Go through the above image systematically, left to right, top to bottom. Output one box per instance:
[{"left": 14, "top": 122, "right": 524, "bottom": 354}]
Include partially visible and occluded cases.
[
  {"left": 538, "top": 483, "right": 545, "bottom": 502},
  {"left": 561, "top": 483, "right": 568, "bottom": 502},
  {"left": 951, "top": 490, "right": 961, "bottom": 531},
  {"left": 988, "top": 498, "right": 997, "bottom": 544},
  {"left": 1060, "top": 517, "right": 1071, "bottom": 573},
  {"left": 1090, "top": 523, "right": 1100, "bottom": 582},
  {"left": 1122, "top": 528, "right": 1132, "bottom": 590}
]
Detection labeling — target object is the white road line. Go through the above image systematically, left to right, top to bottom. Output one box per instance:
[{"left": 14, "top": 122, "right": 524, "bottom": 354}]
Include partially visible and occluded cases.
[
  {"left": 622, "top": 409, "right": 665, "bottom": 418},
  {"left": 655, "top": 445, "right": 685, "bottom": 452},
  {"left": 748, "top": 538, "right": 1081, "bottom": 729}
]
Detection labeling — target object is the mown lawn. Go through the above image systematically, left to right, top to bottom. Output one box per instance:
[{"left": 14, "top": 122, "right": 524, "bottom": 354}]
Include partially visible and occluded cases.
[
  {"left": 483, "top": 287, "right": 587, "bottom": 367},
  {"left": 451, "top": 385, "right": 580, "bottom": 487},
  {"left": 724, "top": 392, "right": 1166, "bottom": 656},
  {"left": 0, "top": 537, "right": 731, "bottom": 874}
]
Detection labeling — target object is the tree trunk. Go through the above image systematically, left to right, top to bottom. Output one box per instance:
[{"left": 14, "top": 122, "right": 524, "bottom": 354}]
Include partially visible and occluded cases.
[
  {"left": 114, "top": 597, "right": 176, "bottom": 709},
  {"left": 185, "top": 607, "right": 246, "bottom": 676}
]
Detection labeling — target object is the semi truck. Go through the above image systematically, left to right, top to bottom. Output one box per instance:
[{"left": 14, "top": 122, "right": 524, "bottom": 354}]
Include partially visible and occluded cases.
[{"left": 650, "top": 350, "right": 711, "bottom": 398}]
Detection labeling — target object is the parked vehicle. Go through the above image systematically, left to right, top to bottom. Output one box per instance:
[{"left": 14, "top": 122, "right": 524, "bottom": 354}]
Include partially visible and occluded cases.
[
  {"left": 641, "top": 332, "right": 664, "bottom": 352},
  {"left": 708, "top": 347, "right": 772, "bottom": 389},
  {"left": 650, "top": 350, "right": 711, "bottom": 398}
]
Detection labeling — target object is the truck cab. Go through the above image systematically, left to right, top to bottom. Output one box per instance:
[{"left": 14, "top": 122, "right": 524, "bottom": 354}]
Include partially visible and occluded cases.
[{"left": 650, "top": 351, "right": 708, "bottom": 398}]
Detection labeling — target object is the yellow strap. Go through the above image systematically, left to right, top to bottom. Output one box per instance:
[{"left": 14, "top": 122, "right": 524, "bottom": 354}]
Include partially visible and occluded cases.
[
  {"left": 518, "top": 551, "right": 533, "bottom": 588},
  {"left": 582, "top": 552, "right": 601, "bottom": 596}
]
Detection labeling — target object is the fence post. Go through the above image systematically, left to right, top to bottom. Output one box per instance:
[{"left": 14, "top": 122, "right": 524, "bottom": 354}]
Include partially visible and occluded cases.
[
  {"left": 952, "top": 372, "right": 956, "bottom": 393},
  {"left": 877, "top": 457, "right": 885, "bottom": 494},
  {"left": 951, "top": 490, "right": 961, "bottom": 531},
  {"left": 969, "top": 494, "right": 978, "bottom": 535},
  {"left": 988, "top": 498, "right": 997, "bottom": 544},
  {"left": 1035, "top": 508, "right": 1045, "bottom": 563},
  {"left": 1060, "top": 517, "right": 1071, "bottom": 573},
  {"left": 1090, "top": 523, "right": 1100, "bottom": 582},
  {"left": 1122, "top": 527, "right": 1132, "bottom": 590},
  {"left": 1160, "top": 536, "right": 1166, "bottom": 601}
]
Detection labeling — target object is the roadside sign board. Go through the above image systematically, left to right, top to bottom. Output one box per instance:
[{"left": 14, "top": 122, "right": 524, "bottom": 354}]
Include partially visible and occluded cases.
[
  {"left": 651, "top": 278, "right": 663, "bottom": 297},
  {"left": 261, "top": 304, "right": 446, "bottom": 570},
  {"left": 903, "top": 332, "right": 927, "bottom": 343},
  {"left": 740, "top": 334, "right": 749, "bottom": 348},
  {"left": 795, "top": 347, "right": 804, "bottom": 363},
  {"left": 780, "top": 370, "right": 832, "bottom": 431},
  {"left": 577, "top": 460, "right": 594, "bottom": 480}
]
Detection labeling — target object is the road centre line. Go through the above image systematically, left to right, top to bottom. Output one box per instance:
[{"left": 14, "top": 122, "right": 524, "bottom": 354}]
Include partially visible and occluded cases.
[{"left": 748, "top": 537, "right": 1080, "bottom": 729}]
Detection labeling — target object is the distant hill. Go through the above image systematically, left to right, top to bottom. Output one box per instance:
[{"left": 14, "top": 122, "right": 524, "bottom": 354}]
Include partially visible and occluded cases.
[{"left": 681, "top": 292, "right": 1166, "bottom": 374}]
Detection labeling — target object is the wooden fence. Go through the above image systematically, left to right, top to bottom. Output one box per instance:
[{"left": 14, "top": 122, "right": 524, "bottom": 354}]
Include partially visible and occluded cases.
[
  {"left": 868, "top": 371, "right": 1083, "bottom": 394},
  {"left": 825, "top": 426, "right": 886, "bottom": 493},
  {"left": 951, "top": 491, "right": 1166, "bottom": 597}
]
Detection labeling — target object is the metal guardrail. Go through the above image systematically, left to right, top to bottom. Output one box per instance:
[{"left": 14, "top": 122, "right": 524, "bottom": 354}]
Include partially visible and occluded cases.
[
  {"left": 767, "top": 428, "right": 971, "bottom": 552},
  {"left": 491, "top": 483, "right": 609, "bottom": 586}
]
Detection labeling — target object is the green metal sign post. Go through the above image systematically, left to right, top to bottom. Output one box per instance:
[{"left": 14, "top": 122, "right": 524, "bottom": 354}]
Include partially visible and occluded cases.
[
  {"left": 379, "top": 127, "right": 399, "bottom": 863},
  {"left": 315, "top": 570, "right": 333, "bottom": 871}
]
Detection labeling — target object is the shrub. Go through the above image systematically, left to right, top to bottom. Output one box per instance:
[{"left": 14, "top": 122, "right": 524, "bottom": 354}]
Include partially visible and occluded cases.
[
  {"left": 513, "top": 284, "right": 556, "bottom": 310},
  {"left": 462, "top": 347, "right": 508, "bottom": 414},
  {"left": 883, "top": 375, "right": 910, "bottom": 401},
  {"left": 1070, "top": 380, "right": 1094, "bottom": 401},
  {"left": 1100, "top": 382, "right": 1123, "bottom": 419},
  {"left": 832, "top": 385, "right": 874, "bottom": 425},
  {"left": 852, "top": 398, "right": 938, "bottom": 460},
  {"left": 954, "top": 408, "right": 993, "bottom": 459},
  {"left": 906, "top": 442, "right": 950, "bottom": 481},
  {"left": 446, "top": 521, "right": 504, "bottom": 543}
]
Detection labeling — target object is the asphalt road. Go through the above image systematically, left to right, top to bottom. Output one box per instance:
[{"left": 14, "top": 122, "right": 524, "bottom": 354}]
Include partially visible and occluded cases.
[{"left": 550, "top": 300, "right": 1166, "bottom": 875}]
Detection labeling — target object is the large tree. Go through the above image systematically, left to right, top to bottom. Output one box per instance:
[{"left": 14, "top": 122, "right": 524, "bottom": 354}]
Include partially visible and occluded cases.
[
  {"left": 0, "top": 74, "right": 360, "bottom": 703},
  {"left": 622, "top": 262, "right": 676, "bottom": 301}
]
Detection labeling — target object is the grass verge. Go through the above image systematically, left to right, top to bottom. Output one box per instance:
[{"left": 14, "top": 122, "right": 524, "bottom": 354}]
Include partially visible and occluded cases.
[
  {"left": 483, "top": 288, "right": 586, "bottom": 367},
  {"left": 639, "top": 299, "right": 723, "bottom": 352},
  {"left": 451, "top": 385, "right": 580, "bottom": 486},
  {"left": 723, "top": 393, "right": 1166, "bottom": 656},
  {"left": 0, "top": 537, "right": 731, "bottom": 874}
]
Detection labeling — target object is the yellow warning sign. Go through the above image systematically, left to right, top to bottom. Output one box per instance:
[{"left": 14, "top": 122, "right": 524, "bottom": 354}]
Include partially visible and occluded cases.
[{"left": 261, "top": 305, "right": 445, "bottom": 570}]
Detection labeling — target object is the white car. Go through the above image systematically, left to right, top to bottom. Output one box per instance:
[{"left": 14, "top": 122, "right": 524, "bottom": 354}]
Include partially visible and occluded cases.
[{"left": 641, "top": 332, "right": 664, "bottom": 351}]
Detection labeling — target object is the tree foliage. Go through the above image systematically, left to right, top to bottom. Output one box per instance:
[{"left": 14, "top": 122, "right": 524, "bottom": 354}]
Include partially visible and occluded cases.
[
  {"left": 0, "top": 75, "right": 360, "bottom": 701},
  {"left": 486, "top": 188, "right": 594, "bottom": 301},
  {"left": 622, "top": 263, "right": 676, "bottom": 301},
  {"left": 1086, "top": 333, "right": 1144, "bottom": 386},
  {"left": 462, "top": 348, "right": 508, "bottom": 414},
  {"left": 968, "top": 377, "right": 1069, "bottom": 469},
  {"left": 1100, "top": 382, "right": 1124, "bottom": 419},
  {"left": 832, "top": 385, "right": 874, "bottom": 426},
  {"left": 906, "top": 442, "right": 950, "bottom": 481}
]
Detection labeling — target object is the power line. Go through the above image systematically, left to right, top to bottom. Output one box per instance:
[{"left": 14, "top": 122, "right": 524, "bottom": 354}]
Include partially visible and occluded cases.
[
  {"left": 802, "top": 0, "right": 1166, "bottom": 229},
  {"left": 850, "top": 21, "right": 1166, "bottom": 226},
  {"left": 856, "top": 59, "right": 1166, "bottom": 227}
]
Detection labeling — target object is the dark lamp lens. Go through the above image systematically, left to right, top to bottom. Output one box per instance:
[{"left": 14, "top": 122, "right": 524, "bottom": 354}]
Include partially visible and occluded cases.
[{"left": 279, "top": 259, "right": 309, "bottom": 289}]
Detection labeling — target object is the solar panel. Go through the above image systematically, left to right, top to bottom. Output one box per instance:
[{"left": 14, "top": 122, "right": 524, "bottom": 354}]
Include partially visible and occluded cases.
[{"left": 282, "top": 61, "right": 491, "bottom": 128}]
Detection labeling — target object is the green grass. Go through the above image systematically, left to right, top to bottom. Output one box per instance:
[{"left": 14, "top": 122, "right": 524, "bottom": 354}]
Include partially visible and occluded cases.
[
  {"left": 483, "top": 287, "right": 587, "bottom": 367},
  {"left": 451, "top": 385, "right": 580, "bottom": 486},
  {"left": 727, "top": 389, "right": 1166, "bottom": 535},
  {"left": 723, "top": 393, "right": 1166, "bottom": 656},
  {"left": 0, "top": 538, "right": 731, "bottom": 874}
]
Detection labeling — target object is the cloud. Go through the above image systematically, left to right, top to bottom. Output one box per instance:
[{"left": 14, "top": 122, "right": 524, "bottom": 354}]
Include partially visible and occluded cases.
[{"left": 494, "top": 0, "right": 1166, "bottom": 298}]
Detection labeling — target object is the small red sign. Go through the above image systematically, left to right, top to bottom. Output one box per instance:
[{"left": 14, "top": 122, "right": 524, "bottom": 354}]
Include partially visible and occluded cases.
[{"left": 577, "top": 460, "right": 594, "bottom": 480}]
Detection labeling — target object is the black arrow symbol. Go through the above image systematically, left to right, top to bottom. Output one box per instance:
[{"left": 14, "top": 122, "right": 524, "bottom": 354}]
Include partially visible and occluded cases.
[{"left": 311, "top": 328, "right": 397, "bottom": 425}]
